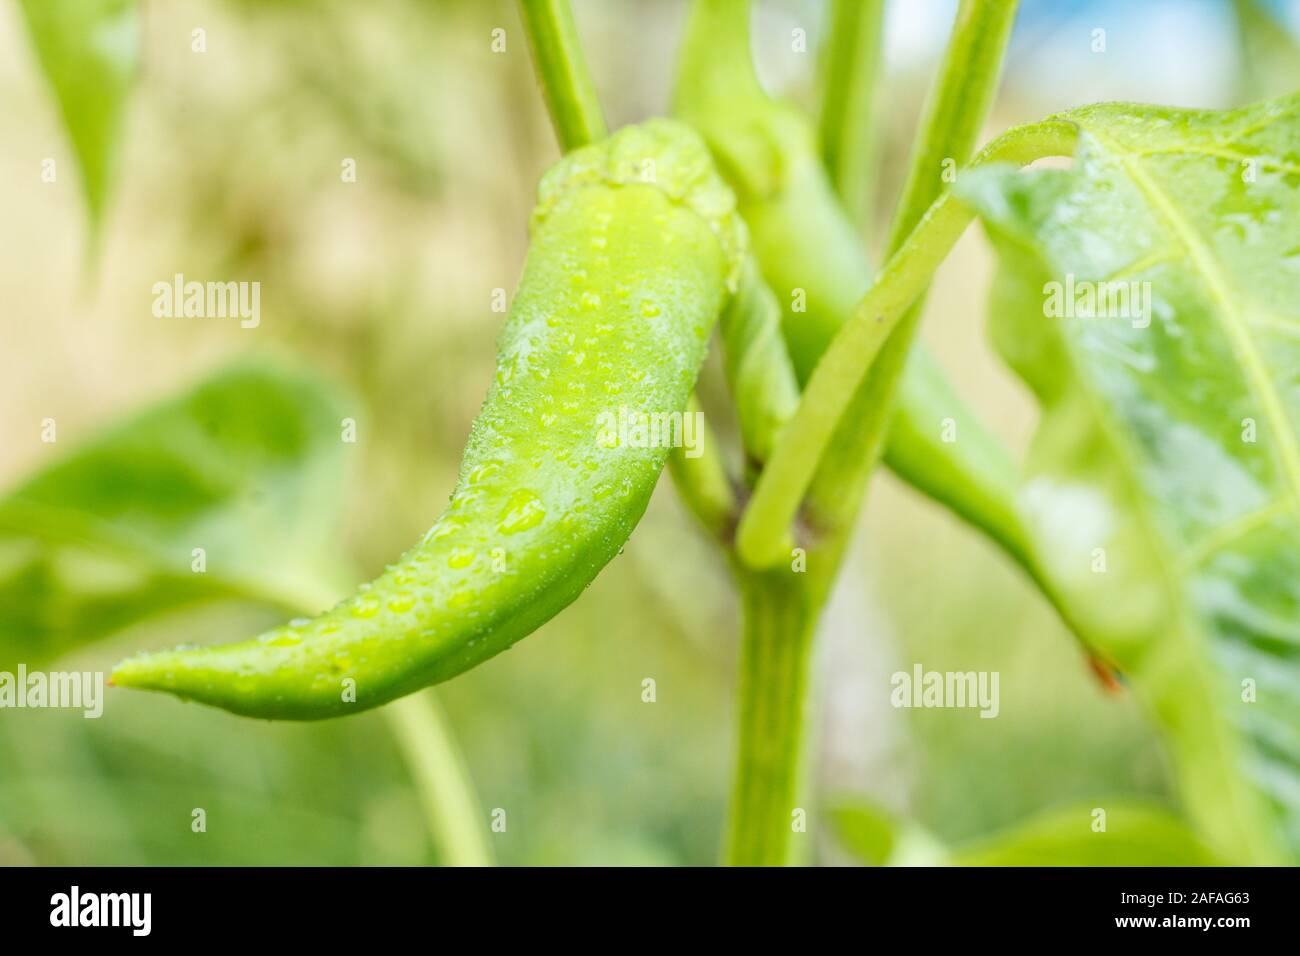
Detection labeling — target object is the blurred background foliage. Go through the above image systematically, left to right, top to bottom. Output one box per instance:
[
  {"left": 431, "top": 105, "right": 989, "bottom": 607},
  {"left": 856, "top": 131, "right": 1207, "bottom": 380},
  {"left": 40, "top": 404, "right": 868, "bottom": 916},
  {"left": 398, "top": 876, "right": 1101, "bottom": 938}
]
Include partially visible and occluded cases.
[{"left": 0, "top": 0, "right": 1296, "bottom": 865}]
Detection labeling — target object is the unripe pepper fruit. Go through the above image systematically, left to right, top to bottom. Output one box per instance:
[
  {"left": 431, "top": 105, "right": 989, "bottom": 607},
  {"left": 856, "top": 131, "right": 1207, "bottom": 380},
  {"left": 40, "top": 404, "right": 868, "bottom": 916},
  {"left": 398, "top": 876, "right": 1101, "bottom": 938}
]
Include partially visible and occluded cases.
[{"left": 113, "top": 121, "right": 744, "bottom": 719}]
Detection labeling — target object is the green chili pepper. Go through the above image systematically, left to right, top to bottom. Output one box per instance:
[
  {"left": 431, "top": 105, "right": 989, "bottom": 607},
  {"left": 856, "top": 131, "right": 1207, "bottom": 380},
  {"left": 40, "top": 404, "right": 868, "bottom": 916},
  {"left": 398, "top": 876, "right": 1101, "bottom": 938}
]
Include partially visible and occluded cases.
[{"left": 112, "top": 120, "right": 744, "bottom": 719}]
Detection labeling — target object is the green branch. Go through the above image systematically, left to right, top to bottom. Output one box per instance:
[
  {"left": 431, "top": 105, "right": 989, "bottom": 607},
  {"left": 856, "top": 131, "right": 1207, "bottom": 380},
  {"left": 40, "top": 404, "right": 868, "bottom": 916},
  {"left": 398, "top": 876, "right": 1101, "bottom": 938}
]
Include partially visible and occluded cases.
[
  {"left": 518, "top": 0, "right": 607, "bottom": 151},
  {"left": 739, "top": 0, "right": 1028, "bottom": 565},
  {"left": 803, "top": 0, "right": 1024, "bottom": 542},
  {"left": 817, "top": 0, "right": 886, "bottom": 226},
  {"left": 885, "top": 0, "right": 1020, "bottom": 253},
  {"left": 736, "top": 119, "right": 1078, "bottom": 568},
  {"left": 735, "top": 190, "right": 975, "bottom": 565},
  {"left": 667, "top": 394, "right": 738, "bottom": 541},
  {"left": 724, "top": 570, "right": 819, "bottom": 866},
  {"left": 384, "top": 692, "right": 494, "bottom": 867}
]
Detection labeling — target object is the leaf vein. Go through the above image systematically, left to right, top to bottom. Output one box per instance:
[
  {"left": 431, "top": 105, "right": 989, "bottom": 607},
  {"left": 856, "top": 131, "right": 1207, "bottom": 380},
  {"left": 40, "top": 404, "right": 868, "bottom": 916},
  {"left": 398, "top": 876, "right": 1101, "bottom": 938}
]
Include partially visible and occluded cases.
[{"left": 1090, "top": 128, "right": 1300, "bottom": 511}]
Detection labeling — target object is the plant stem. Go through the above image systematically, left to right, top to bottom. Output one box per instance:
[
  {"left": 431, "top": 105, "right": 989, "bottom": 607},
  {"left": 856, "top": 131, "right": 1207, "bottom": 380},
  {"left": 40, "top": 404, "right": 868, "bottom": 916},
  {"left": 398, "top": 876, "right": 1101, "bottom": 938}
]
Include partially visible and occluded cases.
[
  {"left": 518, "top": 0, "right": 607, "bottom": 152},
  {"left": 675, "top": 0, "right": 765, "bottom": 109},
  {"left": 678, "top": 0, "right": 1089, "bottom": 648},
  {"left": 704, "top": 0, "right": 1054, "bottom": 866},
  {"left": 804, "top": 0, "right": 1025, "bottom": 535},
  {"left": 817, "top": 0, "right": 886, "bottom": 227},
  {"left": 885, "top": 0, "right": 1020, "bottom": 252},
  {"left": 736, "top": 118, "right": 1078, "bottom": 568},
  {"left": 735, "top": 190, "right": 975, "bottom": 566},
  {"left": 667, "top": 395, "right": 738, "bottom": 541},
  {"left": 724, "top": 569, "right": 819, "bottom": 866},
  {"left": 384, "top": 692, "right": 494, "bottom": 867}
]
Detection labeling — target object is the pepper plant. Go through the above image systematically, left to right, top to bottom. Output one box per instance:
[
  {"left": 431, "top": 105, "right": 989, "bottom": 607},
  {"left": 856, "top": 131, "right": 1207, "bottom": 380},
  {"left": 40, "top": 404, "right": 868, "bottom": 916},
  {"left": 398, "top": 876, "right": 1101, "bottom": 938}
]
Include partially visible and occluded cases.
[{"left": 3, "top": 0, "right": 1298, "bottom": 867}]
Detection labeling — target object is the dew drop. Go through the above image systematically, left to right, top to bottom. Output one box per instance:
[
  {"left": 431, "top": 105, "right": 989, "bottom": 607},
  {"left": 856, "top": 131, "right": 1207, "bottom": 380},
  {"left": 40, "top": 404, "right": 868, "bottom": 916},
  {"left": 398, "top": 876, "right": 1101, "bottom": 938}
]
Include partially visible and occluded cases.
[
  {"left": 468, "top": 461, "right": 501, "bottom": 485},
  {"left": 497, "top": 489, "right": 547, "bottom": 534},
  {"left": 426, "top": 519, "right": 462, "bottom": 543},
  {"left": 352, "top": 596, "right": 381, "bottom": 619},
  {"left": 258, "top": 628, "right": 303, "bottom": 647}
]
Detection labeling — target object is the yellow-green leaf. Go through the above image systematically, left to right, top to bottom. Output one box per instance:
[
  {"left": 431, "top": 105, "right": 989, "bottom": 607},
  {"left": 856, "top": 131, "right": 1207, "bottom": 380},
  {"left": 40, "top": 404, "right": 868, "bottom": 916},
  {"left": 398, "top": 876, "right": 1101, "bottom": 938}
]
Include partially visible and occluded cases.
[
  {"left": 18, "top": 0, "right": 140, "bottom": 229},
  {"left": 958, "top": 93, "right": 1300, "bottom": 864},
  {"left": 952, "top": 803, "right": 1225, "bottom": 867}
]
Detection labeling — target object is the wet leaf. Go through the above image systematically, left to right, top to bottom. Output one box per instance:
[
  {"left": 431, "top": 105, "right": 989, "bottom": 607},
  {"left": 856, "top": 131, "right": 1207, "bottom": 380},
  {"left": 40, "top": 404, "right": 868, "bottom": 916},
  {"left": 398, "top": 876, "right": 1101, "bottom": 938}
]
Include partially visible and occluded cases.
[{"left": 959, "top": 94, "right": 1300, "bottom": 863}]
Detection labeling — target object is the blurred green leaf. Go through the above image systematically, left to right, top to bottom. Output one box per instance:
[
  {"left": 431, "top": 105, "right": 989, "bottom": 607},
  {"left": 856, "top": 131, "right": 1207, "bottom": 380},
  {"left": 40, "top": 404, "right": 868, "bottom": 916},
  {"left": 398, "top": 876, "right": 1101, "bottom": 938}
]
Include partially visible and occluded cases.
[
  {"left": 17, "top": 0, "right": 140, "bottom": 229},
  {"left": 1232, "top": 0, "right": 1300, "bottom": 101},
  {"left": 958, "top": 94, "right": 1300, "bottom": 864},
  {"left": 0, "top": 361, "right": 355, "bottom": 668},
  {"left": 833, "top": 799, "right": 1220, "bottom": 867},
  {"left": 830, "top": 800, "right": 945, "bottom": 867},
  {"left": 831, "top": 801, "right": 895, "bottom": 865},
  {"left": 951, "top": 803, "right": 1224, "bottom": 866}
]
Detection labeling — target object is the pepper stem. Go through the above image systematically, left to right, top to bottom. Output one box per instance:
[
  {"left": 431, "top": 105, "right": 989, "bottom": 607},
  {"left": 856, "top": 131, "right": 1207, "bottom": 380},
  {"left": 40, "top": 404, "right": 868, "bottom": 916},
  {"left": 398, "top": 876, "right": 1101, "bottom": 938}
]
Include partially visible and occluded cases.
[
  {"left": 518, "top": 0, "right": 607, "bottom": 152},
  {"left": 724, "top": 569, "right": 819, "bottom": 866},
  {"left": 384, "top": 692, "right": 494, "bottom": 867}
]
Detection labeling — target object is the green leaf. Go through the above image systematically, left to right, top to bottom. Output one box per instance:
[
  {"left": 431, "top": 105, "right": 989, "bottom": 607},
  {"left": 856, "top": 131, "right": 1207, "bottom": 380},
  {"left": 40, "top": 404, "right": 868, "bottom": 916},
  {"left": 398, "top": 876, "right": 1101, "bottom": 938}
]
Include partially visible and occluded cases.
[
  {"left": 17, "top": 0, "right": 140, "bottom": 229},
  {"left": 1232, "top": 0, "right": 1300, "bottom": 101},
  {"left": 957, "top": 94, "right": 1300, "bottom": 864},
  {"left": 0, "top": 362, "right": 354, "bottom": 668},
  {"left": 829, "top": 800, "right": 945, "bottom": 867},
  {"left": 833, "top": 800, "right": 1221, "bottom": 866},
  {"left": 951, "top": 803, "right": 1225, "bottom": 867}
]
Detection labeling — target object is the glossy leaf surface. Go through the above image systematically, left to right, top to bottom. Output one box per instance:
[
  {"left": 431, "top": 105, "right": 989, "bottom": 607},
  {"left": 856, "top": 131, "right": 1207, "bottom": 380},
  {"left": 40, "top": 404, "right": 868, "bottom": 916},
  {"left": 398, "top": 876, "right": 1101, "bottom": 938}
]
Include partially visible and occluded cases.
[{"left": 959, "top": 95, "right": 1300, "bottom": 863}]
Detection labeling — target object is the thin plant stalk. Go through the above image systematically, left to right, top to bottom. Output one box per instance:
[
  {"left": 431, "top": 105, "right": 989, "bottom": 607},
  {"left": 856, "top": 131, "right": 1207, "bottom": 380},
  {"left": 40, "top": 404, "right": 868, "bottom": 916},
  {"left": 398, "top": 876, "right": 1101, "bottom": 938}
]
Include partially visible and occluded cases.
[
  {"left": 518, "top": 0, "right": 607, "bottom": 151},
  {"left": 728, "top": 0, "right": 1031, "bottom": 866},
  {"left": 803, "top": 0, "right": 1024, "bottom": 535},
  {"left": 817, "top": 0, "right": 887, "bottom": 228},
  {"left": 735, "top": 119, "right": 1078, "bottom": 566},
  {"left": 724, "top": 570, "right": 820, "bottom": 866},
  {"left": 384, "top": 692, "right": 494, "bottom": 867}
]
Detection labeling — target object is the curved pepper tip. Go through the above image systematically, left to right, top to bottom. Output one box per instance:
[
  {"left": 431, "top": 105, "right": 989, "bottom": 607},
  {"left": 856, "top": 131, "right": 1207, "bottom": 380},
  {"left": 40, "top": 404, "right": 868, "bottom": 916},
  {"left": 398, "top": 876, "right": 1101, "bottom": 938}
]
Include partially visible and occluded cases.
[
  {"left": 110, "top": 646, "right": 214, "bottom": 701},
  {"left": 108, "top": 651, "right": 174, "bottom": 693}
]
